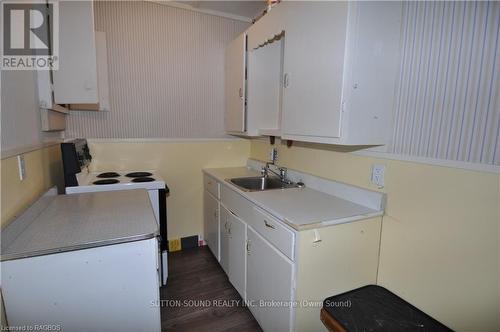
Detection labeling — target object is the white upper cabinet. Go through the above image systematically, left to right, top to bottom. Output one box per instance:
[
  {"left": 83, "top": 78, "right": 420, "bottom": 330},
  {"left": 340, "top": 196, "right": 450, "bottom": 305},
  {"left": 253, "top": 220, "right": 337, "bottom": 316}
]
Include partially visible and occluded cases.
[
  {"left": 52, "top": 1, "right": 109, "bottom": 111},
  {"left": 53, "top": 1, "right": 97, "bottom": 104},
  {"left": 225, "top": 1, "right": 403, "bottom": 145},
  {"left": 281, "top": 1, "right": 403, "bottom": 145},
  {"left": 339, "top": 1, "right": 403, "bottom": 145},
  {"left": 281, "top": 2, "right": 348, "bottom": 141},
  {"left": 247, "top": 4, "right": 287, "bottom": 50},
  {"left": 224, "top": 5, "right": 287, "bottom": 137},
  {"left": 224, "top": 30, "right": 284, "bottom": 137},
  {"left": 94, "top": 31, "right": 110, "bottom": 111},
  {"left": 225, "top": 33, "right": 246, "bottom": 133},
  {"left": 246, "top": 36, "right": 284, "bottom": 136}
]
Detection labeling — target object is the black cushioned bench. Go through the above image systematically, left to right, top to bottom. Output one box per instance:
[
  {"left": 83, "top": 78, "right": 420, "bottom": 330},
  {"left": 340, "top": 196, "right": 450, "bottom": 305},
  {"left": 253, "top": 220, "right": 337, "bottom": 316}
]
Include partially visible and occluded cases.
[{"left": 321, "top": 285, "right": 453, "bottom": 332}]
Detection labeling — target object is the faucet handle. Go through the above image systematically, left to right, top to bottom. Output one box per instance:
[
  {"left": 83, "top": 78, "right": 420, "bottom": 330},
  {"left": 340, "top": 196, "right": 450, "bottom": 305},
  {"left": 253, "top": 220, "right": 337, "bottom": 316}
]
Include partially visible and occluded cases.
[{"left": 279, "top": 167, "right": 287, "bottom": 180}]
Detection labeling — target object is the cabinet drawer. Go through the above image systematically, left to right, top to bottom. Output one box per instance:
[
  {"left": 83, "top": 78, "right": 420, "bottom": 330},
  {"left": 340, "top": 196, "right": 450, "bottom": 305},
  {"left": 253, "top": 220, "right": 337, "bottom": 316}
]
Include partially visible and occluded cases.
[
  {"left": 204, "top": 175, "right": 219, "bottom": 199},
  {"left": 220, "top": 185, "right": 254, "bottom": 222},
  {"left": 250, "top": 207, "right": 295, "bottom": 261}
]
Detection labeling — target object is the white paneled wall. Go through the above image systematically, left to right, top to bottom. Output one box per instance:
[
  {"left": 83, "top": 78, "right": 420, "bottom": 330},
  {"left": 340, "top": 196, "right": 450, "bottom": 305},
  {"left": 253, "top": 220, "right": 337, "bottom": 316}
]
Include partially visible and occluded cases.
[
  {"left": 65, "top": 1, "right": 248, "bottom": 138},
  {"left": 65, "top": 1, "right": 500, "bottom": 167},
  {"left": 391, "top": 1, "right": 500, "bottom": 165},
  {"left": 1, "top": 71, "right": 61, "bottom": 153}
]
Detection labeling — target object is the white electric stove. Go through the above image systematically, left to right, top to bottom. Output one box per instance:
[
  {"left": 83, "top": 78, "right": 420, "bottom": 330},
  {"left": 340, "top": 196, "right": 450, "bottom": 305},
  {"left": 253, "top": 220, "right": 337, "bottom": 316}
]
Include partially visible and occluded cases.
[
  {"left": 61, "top": 139, "right": 169, "bottom": 286},
  {"left": 66, "top": 170, "right": 166, "bottom": 222},
  {"left": 68, "top": 170, "right": 166, "bottom": 192}
]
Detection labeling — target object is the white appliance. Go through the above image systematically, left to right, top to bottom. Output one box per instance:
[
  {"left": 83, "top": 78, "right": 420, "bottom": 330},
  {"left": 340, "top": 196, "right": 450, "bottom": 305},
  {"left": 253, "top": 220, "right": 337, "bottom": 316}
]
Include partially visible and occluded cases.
[
  {"left": 61, "top": 139, "right": 169, "bottom": 285},
  {"left": 1, "top": 188, "right": 161, "bottom": 332}
]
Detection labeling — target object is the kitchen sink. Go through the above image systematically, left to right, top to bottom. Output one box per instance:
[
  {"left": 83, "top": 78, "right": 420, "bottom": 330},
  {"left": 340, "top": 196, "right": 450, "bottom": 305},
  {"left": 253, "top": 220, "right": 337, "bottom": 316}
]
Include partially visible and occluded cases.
[{"left": 227, "top": 176, "right": 299, "bottom": 192}]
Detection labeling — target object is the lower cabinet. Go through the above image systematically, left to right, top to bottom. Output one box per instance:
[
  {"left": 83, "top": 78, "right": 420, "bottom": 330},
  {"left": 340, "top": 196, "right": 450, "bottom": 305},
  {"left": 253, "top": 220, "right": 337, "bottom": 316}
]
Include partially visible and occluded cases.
[
  {"left": 204, "top": 173, "right": 382, "bottom": 332},
  {"left": 203, "top": 191, "right": 219, "bottom": 260},
  {"left": 219, "top": 205, "right": 230, "bottom": 274},
  {"left": 220, "top": 205, "right": 247, "bottom": 299},
  {"left": 227, "top": 212, "right": 246, "bottom": 299},
  {"left": 247, "top": 227, "right": 293, "bottom": 332}
]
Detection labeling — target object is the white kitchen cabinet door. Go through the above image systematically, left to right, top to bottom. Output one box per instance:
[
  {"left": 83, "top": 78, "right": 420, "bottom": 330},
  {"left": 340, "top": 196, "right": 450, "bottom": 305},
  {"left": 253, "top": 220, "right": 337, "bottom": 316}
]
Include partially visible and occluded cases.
[
  {"left": 53, "top": 1, "right": 98, "bottom": 104},
  {"left": 336, "top": 1, "right": 403, "bottom": 145},
  {"left": 280, "top": 2, "right": 402, "bottom": 145},
  {"left": 281, "top": 2, "right": 348, "bottom": 139},
  {"left": 247, "top": 4, "right": 287, "bottom": 51},
  {"left": 94, "top": 31, "right": 110, "bottom": 111},
  {"left": 225, "top": 33, "right": 246, "bottom": 133},
  {"left": 247, "top": 37, "right": 284, "bottom": 136},
  {"left": 204, "top": 191, "right": 219, "bottom": 260},
  {"left": 219, "top": 205, "right": 230, "bottom": 274},
  {"left": 227, "top": 212, "right": 246, "bottom": 300},
  {"left": 246, "top": 227, "right": 293, "bottom": 332},
  {"left": 2, "top": 239, "right": 161, "bottom": 332}
]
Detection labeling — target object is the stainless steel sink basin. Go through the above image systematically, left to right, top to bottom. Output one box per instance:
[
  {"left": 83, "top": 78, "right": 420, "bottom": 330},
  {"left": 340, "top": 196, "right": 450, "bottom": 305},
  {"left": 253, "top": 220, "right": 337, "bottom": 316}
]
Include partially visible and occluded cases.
[{"left": 227, "top": 176, "right": 299, "bottom": 192}]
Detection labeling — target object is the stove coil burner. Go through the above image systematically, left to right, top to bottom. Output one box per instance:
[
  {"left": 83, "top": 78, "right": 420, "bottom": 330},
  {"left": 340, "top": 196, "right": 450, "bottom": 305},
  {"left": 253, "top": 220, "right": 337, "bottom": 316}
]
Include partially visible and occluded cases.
[
  {"left": 97, "top": 172, "right": 120, "bottom": 178},
  {"left": 126, "top": 172, "right": 153, "bottom": 178},
  {"left": 131, "top": 177, "right": 155, "bottom": 183},
  {"left": 93, "top": 179, "right": 120, "bottom": 185}
]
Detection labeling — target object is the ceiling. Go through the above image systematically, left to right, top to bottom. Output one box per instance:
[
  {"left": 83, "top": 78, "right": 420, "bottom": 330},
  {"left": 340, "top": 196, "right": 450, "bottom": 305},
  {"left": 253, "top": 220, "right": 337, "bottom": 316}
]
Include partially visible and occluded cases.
[{"left": 175, "top": 1, "right": 267, "bottom": 20}]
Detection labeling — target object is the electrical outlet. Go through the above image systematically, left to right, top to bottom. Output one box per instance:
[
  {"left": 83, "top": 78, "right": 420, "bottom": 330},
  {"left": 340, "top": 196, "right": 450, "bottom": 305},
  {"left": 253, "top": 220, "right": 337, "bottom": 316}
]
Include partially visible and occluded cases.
[
  {"left": 17, "top": 155, "right": 26, "bottom": 181},
  {"left": 371, "top": 164, "right": 385, "bottom": 188},
  {"left": 198, "top": 234, "right": 205, "bottom": 247},
  {"left": 168, "top": 239, "right": 181, "bottom": 252}
]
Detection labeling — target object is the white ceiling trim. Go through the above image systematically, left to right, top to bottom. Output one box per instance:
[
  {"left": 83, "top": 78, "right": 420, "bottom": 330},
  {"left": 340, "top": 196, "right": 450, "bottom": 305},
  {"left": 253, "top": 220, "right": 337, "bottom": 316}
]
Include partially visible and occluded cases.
[{"left": 146, "top": 1, "right": 253, "bottom": 22}]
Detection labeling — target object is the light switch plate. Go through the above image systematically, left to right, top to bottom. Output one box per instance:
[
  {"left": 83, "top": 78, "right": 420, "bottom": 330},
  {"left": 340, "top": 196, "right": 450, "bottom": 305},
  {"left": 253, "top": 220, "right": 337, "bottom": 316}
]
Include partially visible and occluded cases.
[
  {"left": 17, "top": 155, "right": 26, "bottom": 181},
  {"left": 371, "top": 164, "right": 385, "bottom": 188}
]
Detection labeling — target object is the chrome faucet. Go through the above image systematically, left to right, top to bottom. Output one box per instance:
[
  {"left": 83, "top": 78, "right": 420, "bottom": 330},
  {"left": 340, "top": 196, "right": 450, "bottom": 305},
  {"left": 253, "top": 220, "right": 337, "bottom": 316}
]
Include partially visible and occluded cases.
[
  {"left": 260, "top": 147, "right": 291, "bottom": 183},
  {"left": 261, "top": 163, "right": 290, "bottom": 184}
]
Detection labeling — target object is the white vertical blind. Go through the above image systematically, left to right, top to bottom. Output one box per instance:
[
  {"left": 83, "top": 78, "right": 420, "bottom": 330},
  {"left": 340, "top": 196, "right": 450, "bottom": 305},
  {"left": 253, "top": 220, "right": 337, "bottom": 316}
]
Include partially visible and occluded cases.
[
  {"left": 65, "top": 1, "right": 248, "bottom": 139},
  {"left": 391, "top": 1, "right": 500, "bottom": 165}
]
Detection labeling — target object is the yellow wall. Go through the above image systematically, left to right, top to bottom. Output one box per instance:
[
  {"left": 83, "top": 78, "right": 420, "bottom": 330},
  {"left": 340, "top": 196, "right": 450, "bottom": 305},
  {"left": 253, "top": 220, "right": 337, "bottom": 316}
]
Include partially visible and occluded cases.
[
  {"left": 2, "top": 138, "right": 497, "bottom": 330},
  {"left": 88, "top": 139, "right": 250, "bottom": 241},
  {"left": 251, "top": 139, "right": 499, "bottom": 332},
  {"left": 1, "top": 145, "right": 63, "bottom": 228}
]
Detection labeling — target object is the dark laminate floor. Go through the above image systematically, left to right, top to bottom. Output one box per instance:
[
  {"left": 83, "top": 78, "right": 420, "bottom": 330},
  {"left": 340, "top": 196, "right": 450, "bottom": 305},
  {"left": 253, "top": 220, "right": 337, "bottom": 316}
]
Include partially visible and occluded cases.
[{"left": 160, "top": 246, "right": 262, "bottom": 332}]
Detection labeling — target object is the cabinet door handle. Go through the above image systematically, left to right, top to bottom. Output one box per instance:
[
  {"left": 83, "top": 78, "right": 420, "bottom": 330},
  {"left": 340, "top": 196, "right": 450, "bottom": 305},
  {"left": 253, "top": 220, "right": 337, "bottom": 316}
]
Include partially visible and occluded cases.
[
  {"left": 283, "top": 73, "right": 290, "bottom": 88},
  {"left": 238, "top": 87, "right": 243, "bottom": 99},
  {"left": 207, "top": 181, "right": 212, "bottom": 185},
  {"left": 214, "top": 210, "right": 218, "bottom": 219},
  {"left": 264, "top": 220, "right": 275, "bottom": 229},
  {"left": 246, "top": 240, "right": 251, "bottom": 254}
]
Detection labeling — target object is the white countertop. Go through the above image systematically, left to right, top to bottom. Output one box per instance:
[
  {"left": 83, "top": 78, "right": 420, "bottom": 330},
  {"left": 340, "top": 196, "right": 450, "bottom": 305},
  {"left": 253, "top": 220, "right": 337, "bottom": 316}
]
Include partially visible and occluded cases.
[
  {"left": 203, "top": 167, "right": 383, "bottom": 231},
  {"left": 1, "top": 189, "right": 158, "bottom": 261}
]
